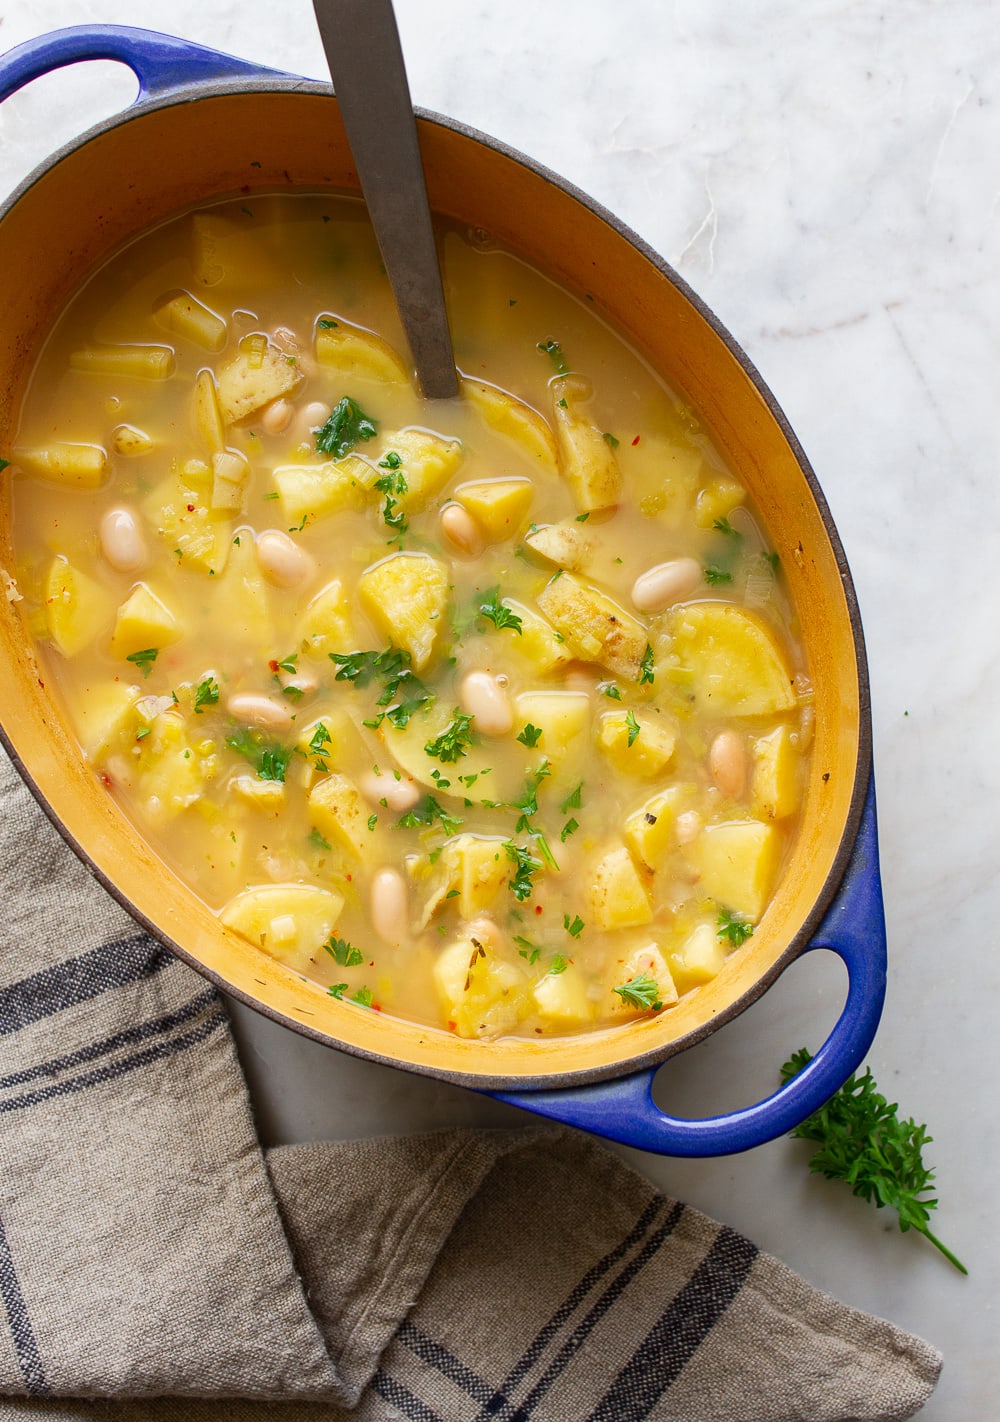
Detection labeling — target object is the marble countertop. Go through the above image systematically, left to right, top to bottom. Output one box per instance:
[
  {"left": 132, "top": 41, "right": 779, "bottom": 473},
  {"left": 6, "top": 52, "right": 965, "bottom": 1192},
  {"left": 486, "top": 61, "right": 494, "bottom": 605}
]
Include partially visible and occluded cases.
[{"left": 1, "top": 2, "right": 995, "bottom": 1416}]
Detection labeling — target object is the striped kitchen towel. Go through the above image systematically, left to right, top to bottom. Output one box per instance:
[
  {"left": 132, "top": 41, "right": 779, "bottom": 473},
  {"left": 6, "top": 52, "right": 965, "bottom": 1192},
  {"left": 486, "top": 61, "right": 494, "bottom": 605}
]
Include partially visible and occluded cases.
[{"left": 0, "top": 748, "right": 941, "bottom": 1421}]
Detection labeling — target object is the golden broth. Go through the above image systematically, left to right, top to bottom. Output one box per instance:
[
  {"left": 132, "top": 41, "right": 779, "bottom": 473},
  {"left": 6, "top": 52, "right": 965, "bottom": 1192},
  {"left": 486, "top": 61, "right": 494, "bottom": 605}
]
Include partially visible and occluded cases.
[{"left": 5, "top": 193, "right": 810, "bottom": 1039}]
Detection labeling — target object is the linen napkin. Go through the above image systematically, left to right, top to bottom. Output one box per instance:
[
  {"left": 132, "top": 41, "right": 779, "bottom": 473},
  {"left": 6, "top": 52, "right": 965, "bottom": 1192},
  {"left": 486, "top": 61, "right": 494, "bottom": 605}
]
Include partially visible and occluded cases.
[{"left": 0, "top": 746, "right": 941, "bottom": 1421}]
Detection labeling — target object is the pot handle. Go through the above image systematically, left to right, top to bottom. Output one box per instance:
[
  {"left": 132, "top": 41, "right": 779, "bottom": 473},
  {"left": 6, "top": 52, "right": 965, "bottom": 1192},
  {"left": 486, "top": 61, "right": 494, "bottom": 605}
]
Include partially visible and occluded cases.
[
  {"left": 0, "top": 24, "right": 291, "bottom": 107},
  {"left": 490, "top": 776, "right": 886, "bottom": 1157}
]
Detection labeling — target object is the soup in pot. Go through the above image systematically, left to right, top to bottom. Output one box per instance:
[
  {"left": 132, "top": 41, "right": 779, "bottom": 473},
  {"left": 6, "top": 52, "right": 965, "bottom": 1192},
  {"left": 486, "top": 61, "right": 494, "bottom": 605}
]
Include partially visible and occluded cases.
[{"left": 3, "top": 194, "right": 811, "bottom": 1039}]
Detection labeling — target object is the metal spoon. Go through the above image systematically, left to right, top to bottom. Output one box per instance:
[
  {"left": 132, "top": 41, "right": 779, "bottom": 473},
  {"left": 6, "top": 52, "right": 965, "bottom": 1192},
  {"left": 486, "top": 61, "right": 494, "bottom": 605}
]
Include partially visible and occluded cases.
[{"left": 312, "top": 0, "right": 458, "bottom": 399}]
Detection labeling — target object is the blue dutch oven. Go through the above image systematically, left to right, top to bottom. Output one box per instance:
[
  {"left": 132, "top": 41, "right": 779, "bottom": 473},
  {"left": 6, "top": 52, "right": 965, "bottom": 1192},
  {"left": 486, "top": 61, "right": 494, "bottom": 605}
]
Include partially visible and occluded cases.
[{"left": 0, "top": 27, "right": 886, "bottom": 1156}]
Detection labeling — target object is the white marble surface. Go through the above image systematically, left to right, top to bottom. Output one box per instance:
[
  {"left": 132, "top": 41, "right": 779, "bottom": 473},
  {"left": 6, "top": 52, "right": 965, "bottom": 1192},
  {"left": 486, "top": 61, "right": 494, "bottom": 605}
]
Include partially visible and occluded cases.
[{"left": 1, "top": 1, "right": 996, "bottom": 1416}]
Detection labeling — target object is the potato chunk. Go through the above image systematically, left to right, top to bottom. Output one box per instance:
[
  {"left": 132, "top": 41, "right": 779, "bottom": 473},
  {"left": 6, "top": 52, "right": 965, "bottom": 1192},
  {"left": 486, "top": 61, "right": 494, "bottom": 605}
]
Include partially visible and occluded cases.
[
  {"left": 153, "top": 289, "right": 227, "bottom": 351},
  {"left": 314, "top": 316, "right": 409, "bottom": 383},
  {"left": 216, "top": 336, "right": 304, "bottom": 423},
  {"left": 70, "top": 345, "right": 175, "bottom": 380},
  {"left": 193, "top": 369, "right": 226, "bottom": 456},
  {"left": 551, "top": 376, "right": 623, "bottom": 511},
  {"left": 461, "top": 377, "right": 558, "bottom": 477},
  {"left": 384, "top": 429, "right": 464, "bottom": 512},
  {"left": 13, "top": 443, "right": 107, "bottom": 490},
  {"left": 273, "top": 456, "right": 376, "bottom": 525},
  {"left": 148, "top": 464, "right": 231, "bottom": 576},
  {"left": 455, "top": 479, "right": 533, "bottom": 541},
  {"left": 522, "top": 521, "right": 592, "bottom": 571},
  {"left": 358, "top": 552, "right": 449, "bottom": 671},
  {"left": 43, "top": 556, "right": 114, "bottom": 657},
  {"left": 537, "top": 572, "right": 646, "bottom": 679},
  {"left": 297, "top": 578, "right": 354, "bottom": 658},
  {"left": 110, "top": 583, "right": 183, "bottom": 660},
  {"left": 664, "top": 603, "right": 796, "bottom": 717},
  {"left": 75, "top": 681, "right": 142, "bottom": 760},
  {"left": 135, "top": 709, "right": 207, "bottom": 823},
  {"left": 597, "top": 709, "right": 676, "bottom": 777},
  {"left": 751, "top": 724, "right": 800, "bottom": 819},
  {"left": 307, "top": 773, "right": 372, "bottom": 856},
  {"left": 623, "top": 786, "right": 682, "bottom": 869},
  {"left": 687, "top": 820, "right": 779, "bottom": 920},
  {"left": 419, "top": 834, "right": 509, "bottom": 924},
  {"left": 588, "top": 846, "right": 653, "bottom": 929},
  {"left": 221, "top": 883, "right": 345, "bottom": 974},
  {"left": 672, "top": 922, "right": 728, "bottom": 989},
  {"left": 433, "top": 929, "right": 528, "bottom": 1039},
  {"left": 607, "top": 943, "right": 678, "bottom": 1019},
  {"left": 533, "top": 968, "right": 594, "bottom": 1029}
]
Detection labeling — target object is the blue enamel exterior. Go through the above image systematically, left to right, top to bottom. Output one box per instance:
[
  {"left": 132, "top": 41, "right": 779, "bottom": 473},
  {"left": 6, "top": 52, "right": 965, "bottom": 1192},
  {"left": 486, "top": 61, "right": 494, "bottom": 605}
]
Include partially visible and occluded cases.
[
  {"left": 0, "top": 24, "right": 293, "bottom": 105},
  {"left": 0, "top": 25, "right": 888, "bottom": 1156},
  {"left": 492, "top": 778, "right": 886, "bottom": 1155}
]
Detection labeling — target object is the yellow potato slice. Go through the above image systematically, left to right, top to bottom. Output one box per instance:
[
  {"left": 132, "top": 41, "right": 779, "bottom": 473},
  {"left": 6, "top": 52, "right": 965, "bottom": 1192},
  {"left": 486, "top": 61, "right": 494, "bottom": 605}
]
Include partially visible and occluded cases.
[
  {"left": 358, "top": 552, "right": 449, "bottom": 672},
  {"left": 43, "top": 556, "right": 114, "bottom": 657},
  {"left": 665, "top": 603, "right": 796, "bottom": 717},
  {"left": 221, "top": 883, "right": 345, "bottom": 974}
]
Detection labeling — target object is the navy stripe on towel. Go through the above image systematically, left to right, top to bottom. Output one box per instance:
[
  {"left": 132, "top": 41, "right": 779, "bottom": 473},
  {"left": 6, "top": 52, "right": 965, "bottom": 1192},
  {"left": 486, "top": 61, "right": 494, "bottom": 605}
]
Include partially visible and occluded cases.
[
  {"left": 0, "top": 934, "right": 170, "bottom": 1036},
  {"left": 0, "top": 1011, "right": 227, "bottom": 1114},
  {"left": 0, "top": 1212, "right": 49, "bottom": 1396},
  {"left": 588, "top": 1226, "right": 759, "bottom": 1421},
  {"left": 373, "top": 1368, "right": 446, "bottom": 1422}
]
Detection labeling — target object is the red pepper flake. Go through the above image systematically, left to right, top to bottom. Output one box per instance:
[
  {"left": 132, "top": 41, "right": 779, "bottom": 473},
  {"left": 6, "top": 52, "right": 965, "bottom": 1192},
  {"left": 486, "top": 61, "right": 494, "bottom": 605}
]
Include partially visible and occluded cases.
[
  {"left": 631, "top": 434, "right": 641, "bottom": 446},
  {"left": 186, "top": 503, "right": 196, "bottom": 512},
  {"left": 268, "top": 659, "right": 279, "bottom": 673},
  {"left": 99, "top": 772, "right": 112, "bottom": 787},
  {"left": 534, "top": 904, "right": 544, "bottom": 915},
  {"left": 447, "top": 1020, "right": 457, "bottom": 1032}
]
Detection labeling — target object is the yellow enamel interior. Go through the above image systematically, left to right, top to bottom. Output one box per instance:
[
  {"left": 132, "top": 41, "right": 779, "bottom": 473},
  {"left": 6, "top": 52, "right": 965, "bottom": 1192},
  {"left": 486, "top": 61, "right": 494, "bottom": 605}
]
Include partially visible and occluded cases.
[{"left": 0, "top": 88, "right": 862, "bottom": 1083}]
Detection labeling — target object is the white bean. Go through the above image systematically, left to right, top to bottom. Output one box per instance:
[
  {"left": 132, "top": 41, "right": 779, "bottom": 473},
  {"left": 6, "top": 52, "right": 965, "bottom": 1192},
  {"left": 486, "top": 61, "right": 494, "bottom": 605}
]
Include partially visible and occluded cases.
[
  {"left": 259, "top": 397, "right": 293, "bottom": 435},
  {"left": 294, "top": 400, "right": 331, "bottom": 443},
  {"left": 440, "top": 502, "right": 484, "bottom": 558},
  {"left": 99, "top": 507, "right": 147, "bottom": 573},
  {"left": 256, "top": 530, "right": 314, "bottom": 588},
  {"left": 631, "top": 557, "right": 702, "bottom": 614},
  {"left": 460, "top": 670, "right": 513, "bottom": 736},
  {"left": 226, "top": 692, "right": 293, "bottom": 732},
  {"left": 709, "top": 730, "right": 747, "bottom": 799},
  {"left": 359, "top": 769, "right": 421, "bottom": 813},
  {"left": 675, "top": 809, "right": 703, "bottom": 845},
  {"left": 371, "top": 867, "right": 409, "bottom": 946}
]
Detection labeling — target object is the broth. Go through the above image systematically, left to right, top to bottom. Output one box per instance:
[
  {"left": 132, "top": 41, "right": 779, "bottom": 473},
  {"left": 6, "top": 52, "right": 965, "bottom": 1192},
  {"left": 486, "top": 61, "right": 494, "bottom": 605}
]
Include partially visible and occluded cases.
[{"left": 4, "top": 193, "right": 811, "bottom": 1038}]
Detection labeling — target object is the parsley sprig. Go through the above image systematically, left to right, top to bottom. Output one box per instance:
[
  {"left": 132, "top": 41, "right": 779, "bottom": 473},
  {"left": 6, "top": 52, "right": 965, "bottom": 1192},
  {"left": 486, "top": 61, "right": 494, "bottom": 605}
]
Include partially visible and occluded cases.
[
  {"left": 315, "top": 396, "right": 378, "bottom": 459},
  {"left": 374, "top": 452, "right": 408, "bottom": 542},
  {"left": 479, "top": 587, "right": 523, "bottom": 634},
  {"left": 331, "top": 645, "right": 433, "bottom": 729},
  {"left": 424, "top": 709, "right": 475, "bottom": 763},
  {"left": 226, "top": 726, "right": 291, "bottom": 782},
  {"left": 398, "top": 795, "right": 464, "bottom": 838},
  {"left": 504, "top": 840, "right": 543, "bottom": 901},
  {"left": 717, "top": 908, "right": 755, "bottom": 947},
  {"left": 322, "top": 935, "right": 363, "bottom": 967},
  {"left": 613, "top": 974, "right": 664, "bottom": 1011},
  {"left": 780, "top": 1049, "right": 966, "bottom": 1274}
]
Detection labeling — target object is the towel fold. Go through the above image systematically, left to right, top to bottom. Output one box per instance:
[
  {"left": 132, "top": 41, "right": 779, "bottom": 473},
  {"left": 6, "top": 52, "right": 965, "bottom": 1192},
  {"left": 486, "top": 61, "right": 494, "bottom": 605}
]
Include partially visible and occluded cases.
[{"left": 0, "top": 750, "right": 941, "bottom": 1420}]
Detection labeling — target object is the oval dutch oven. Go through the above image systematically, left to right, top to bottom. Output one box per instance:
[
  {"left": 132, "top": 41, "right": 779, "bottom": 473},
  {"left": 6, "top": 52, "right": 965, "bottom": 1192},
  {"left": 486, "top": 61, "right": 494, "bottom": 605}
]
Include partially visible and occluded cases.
[{"left": 0, "top": 26, "right": 887, "bottom": 1156}]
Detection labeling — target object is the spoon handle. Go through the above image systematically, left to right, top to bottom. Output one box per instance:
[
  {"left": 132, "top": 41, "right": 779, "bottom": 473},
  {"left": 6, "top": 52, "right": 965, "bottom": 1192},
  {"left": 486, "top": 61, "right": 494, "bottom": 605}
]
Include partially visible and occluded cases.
[{"left": 312, "top": 0, "right": 458, "bottom": 399}]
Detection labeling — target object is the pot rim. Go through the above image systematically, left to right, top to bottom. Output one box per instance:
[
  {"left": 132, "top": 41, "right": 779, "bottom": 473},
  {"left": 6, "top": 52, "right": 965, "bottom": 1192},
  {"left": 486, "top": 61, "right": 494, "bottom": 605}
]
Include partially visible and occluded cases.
[{"left": 0, "top": 73, "right": 873, "bottom": 1091}]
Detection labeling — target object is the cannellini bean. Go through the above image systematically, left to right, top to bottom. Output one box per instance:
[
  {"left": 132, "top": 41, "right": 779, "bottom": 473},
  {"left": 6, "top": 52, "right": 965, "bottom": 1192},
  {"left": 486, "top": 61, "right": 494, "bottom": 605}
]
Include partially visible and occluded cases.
[
  {"left": 259, "top": 397, "right": 293, "bottom": 435},
  {"left": 293, "top": 400, "right": 331, "bottom": 443},
  {"left": 440, "top": 502, "right": 484, "bottom": 558},
  {"left": 99, "top": 507, "right": 147, "bottom": 573},
  {"left": 256, "top": 530, "right": 314, "bottom": 588},
  {"left": 631, "top": 557, "right": 702, "bottom": 613},
  {"left": 460, "top": 670, "right": 513, "bottom": 736},
  {"left": 226, "top": 692, "right": 293, "bottom": 732},
  {"left": 709, "top": 730, "right": 747, "bottom": 799},
  {"left": 359, "top": 769, "right": 422, "bottom": 813},
  {"left": 675, "top": 809, "right": 703, "bottom": 845},
  {"left": 371, "top": 867, "right": 410, "bottom": 946}
]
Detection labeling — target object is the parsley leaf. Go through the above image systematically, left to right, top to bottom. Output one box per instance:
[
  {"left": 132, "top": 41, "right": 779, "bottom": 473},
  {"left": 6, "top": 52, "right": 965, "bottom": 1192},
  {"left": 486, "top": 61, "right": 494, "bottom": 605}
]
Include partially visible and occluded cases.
[
  {"left": 317, "top": 317, "right": 339, "bottom": 329},
  {"left": 537, "top": 337, "right": 570, "bottom": 375},
  {"left": 315, "top": 396, "right": 378, "bottom": 459},
  {"left": 602, "top": 431, "right": 620, "bottom": 450},
  {"left": 0, "top": 457, "right": 9, "bottom": 472},
  {"left": 373, "top": 457, "right": 408, "bottom": 540},
  {"left": 713, "top": 516, "right": 741, "bottom": 538},
  {"left": 704, "top": 566, "right": 733, "bottom": 586},
  {"left": 479, "top": 587, "right": 523, "bottom": 634},
  {"left": 638, "top": 644, "right": 655, "bottom": 686},
  {"left": 331, "top": 646, "right": 433, "bottom": 727},
  {"left": 126, "top": 647, "right": 159, "bottom": 678},
  {"left": 193, "top": 676, "right": 219, "bottom": 713},
  {"left": 601, "top": 682, "right": 623, "bottom": 701},
  {"left": 424, "top": 709, "right": 475, "bottom": 763},
  {"left": 625, "top": 709, "right": 641, "bottom": 747},
  {"left": 308, "top": 722, "right": 332, "bottom": 766},
  {"left": 516, "top": 723, "right": 543, "bottom": 748},
  {"left": 226, "top": 727, "right": 290, "bottom": 782},
  {"left": 512, "top": 760, "right": 552, "bottom": 832},
  {"left": 559, "top": 782, "right": 583, "bottom": 813},
  {"left": 398, "top": 795, "right": 464, "bottom": 837},
  {"left": 560, "top": 817, "right": 579, "bottom": 842},
  {"left": 309, "top": 828, "right": 332, "bottom": 851},
  {"left": 504, "top": 840, "right": 543, "bottom": 901},
  {"left": 717, "top": 908, "right": 755, "bottom": 947},
  {"left": 563, "top": 914, "right": 585, "bottom": 939},
  {"left": 323, "top": 935, "right": 364, "bottom": 967},
  {"left": 515, "top": 936, "right": 542, "bottom": 964},
  {"left": 549, "top": 955, "right": 570, "bottom": 975},
  {"left": 613, "top": 975, "right": 664, "bottom": 1011},
  {"left": 780, "top": 1049, "right": 967, "bottom": 1274}
]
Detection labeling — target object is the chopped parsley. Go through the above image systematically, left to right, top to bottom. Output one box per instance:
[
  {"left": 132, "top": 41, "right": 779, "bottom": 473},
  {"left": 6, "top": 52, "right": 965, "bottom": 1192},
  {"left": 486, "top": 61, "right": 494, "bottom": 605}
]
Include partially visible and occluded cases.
[
  {"left": 317, "top": 317, "right": 339, "bottom": 329},
  {"left": 537, "top": 337, "right": 570, "bottom": 375},
  {"left": 315, "top": 396, "right": 378, "bottom": 459},
  {"left": 602, "top": 431, "right": 620, "bottom": 450},
  {"left": 373, "top": 456, "right": 408, "bottom": 541},
  {"left": 0, "top": 457, "right": 9, "bottom": 472},
  {"left": 575, "top": 512, "right": 591, "bottom": 523},
  {"left": 713, "top": 516, "right": 740, "bottom": 538},
  {"left": 704, "top": 566, "right": 733, "bottom": 586},
  {"left": 478, "top": 586, "right": 523, "bottom": 634},
  {"left": 638, "top": 644, "right": 655, "bottom": 686},
  {"left": 331, "top": 645, "right": 433, "bottom": 728},
  {"left": 126, "top": 647, "right": 159, "bottom": 678},
  {"left": 193, "top": 676, "right": 220, "bottom": 713},
  {"left": 601, "top": 683, "right": 623, "bottom": 701},
  {"left": 424, "top": 709, "right": 475, "bottom": 763},
  {"left": 625, "top": 709, "right": 641, "bottom": 747},
  {"left": 308, "top": 722, "right": 332, "bottom": 766},
  {"left": 516, "top": 723, "right": 543, "bottom": 748},
  {"left": 226, "top": 727, "right": 290, "bottom": 783},
  {"left": 512, "top": 760, "right": 552, "bottom": 832},
  {"left": 559, "top": 782, "right": 583, "bottom": 814},
  {"left": 398, "top": 795, "right": 464, "bottom": 837},
  {"left": 367, "top": 812, "right": 378, "bottom": 831},
  {"left": 560, "top": 817, "right": 579, "bottom": 842},
  {"left": 309, "top": 828, "right": 332, "bottom": 852},
  {"left": 504, "top": 840, "right": 543, "bottom": 901},
  {"left": 717, "top": 908, "right": 755, "bottom": 947},
  {"left": 563, "top": 914, "right": 585, "bottom": 938},
  {"left": 323, "top": 935, "right": 364, "bottom": 967},
  {"left": 514, "top": 936, "right": 542, "bottom": 964},
  {"left": 549, "top": 955, "right": 570, "bottom": 975},
  {"left": 613, "top": 975, "right": 664, "bottom": 1011}
]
